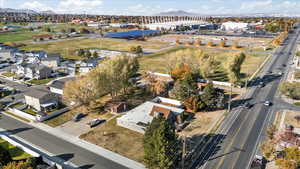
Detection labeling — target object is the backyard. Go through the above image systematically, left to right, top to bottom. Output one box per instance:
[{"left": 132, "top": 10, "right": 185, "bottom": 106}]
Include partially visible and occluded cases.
[
  {"left": 21, "top": 38, "right": 169, "bottom": 60},
  {"left": 28, "top": 78, "right": 55, "bottom": 85},
  {"left": 80, "top": 117, "right": 144, "bottom": 163},
  {"left": 0, "top": 138, "right": 31, "bottom": 160}
]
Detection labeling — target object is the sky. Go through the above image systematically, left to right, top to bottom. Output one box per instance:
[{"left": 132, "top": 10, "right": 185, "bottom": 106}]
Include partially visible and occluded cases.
[{"left": 0, "top": 0, "right": 300, "bottom": 15}]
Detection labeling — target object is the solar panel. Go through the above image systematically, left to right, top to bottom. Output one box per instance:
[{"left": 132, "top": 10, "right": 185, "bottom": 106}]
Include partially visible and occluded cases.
[{"left": 104, "top": 30, "right": 161, "bottom": 38}]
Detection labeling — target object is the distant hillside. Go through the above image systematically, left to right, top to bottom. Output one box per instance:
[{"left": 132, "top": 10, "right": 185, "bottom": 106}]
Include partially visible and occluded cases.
[
  {"left": 0, "top": 8, "right": 56, "bottom": 14},
  {"left": 154, "top": 10, "right": 200, "bottom": 16}
]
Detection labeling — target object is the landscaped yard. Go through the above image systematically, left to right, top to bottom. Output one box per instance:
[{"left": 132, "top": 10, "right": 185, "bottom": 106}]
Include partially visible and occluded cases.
[
  {"left": 22, "top": 38, "right": 169, "bottom": 60},
  {"left": 138, "top": 47, "right": 269, "bottom": 81},
  {"left": 2, "top": 72, "right": 16, "bottom": 77},
  {"left": 28, "top": 78, "right": 55, "bottom": 85},
  {"left": 9, "top": 102, "right": 24, "bottom": 109},
  {"left": 23, "top": 108, "right": 37, "bottom": 116},
  {"left": 80, "top": 117, "right": 144, "bottom": 163},
  {"left": 0, "top": 138, "right": 31, "bottom": 160}
]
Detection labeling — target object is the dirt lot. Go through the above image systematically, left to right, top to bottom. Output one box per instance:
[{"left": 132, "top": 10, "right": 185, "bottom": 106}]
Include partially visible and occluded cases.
[
  {"left": 149, "top": 34, "right": 273, "bottom": 49},
  {"left": 284, "top": 111, "right": 300, "bottom": 128},
  {"left": 80, "top": 117, "right": 144, "bottom": 163}
]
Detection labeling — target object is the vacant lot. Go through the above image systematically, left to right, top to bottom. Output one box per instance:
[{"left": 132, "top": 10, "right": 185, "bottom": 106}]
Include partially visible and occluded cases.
[
  {"left": 22, "top": 38, "right": 169, "bottom": 60},
  {"left": 139, "top": 47, "right": 268, "bottom": 81},
  {"left": 284, "top": 111, "right": 300, "bottom": 128},
  {"left": 80, "top": 117, "right": 144, "bottom": 163},
  {"left": 0, "top": 138, "right": 31, "bottom": 160}
]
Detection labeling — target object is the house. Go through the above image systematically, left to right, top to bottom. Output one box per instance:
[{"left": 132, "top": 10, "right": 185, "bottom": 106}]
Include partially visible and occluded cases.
[
  {"left": 0, "top": 46, "right": 17, "bottom": 61},
  {"left": 41, "top": 53, "right": 61, "bottom": 68},
  {"left": 79, "top": 59, "right": 99, "bottom": 74},
  {"left": 14, "top": 64, "right": 52, "bottom": 79},
  {"left": 49, "top": 77, "right": 76, "bottom": 95},
  {"left": 24, "top": 89, "right": 58, "bottom": 112},
  {"left": 117, "top": 97, "right": 184, "bottom": 134},
  {"left": 105, "top": 102, "right": 127, "bottom": 114}
]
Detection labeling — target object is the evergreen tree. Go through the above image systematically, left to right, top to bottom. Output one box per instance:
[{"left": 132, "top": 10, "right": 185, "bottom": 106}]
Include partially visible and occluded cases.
[
  {"left": 201, "top": 82, "right": 225, "bottom": 110},
  {"left": 144, "top": 116, "right": 179, "bottom": 169},
  {"left": 0, "top": 146, "right": 12, "bottom": 166}
]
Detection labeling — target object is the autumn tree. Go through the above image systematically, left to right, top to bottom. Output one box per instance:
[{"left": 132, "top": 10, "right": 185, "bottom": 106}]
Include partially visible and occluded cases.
[
  {"left": 195, "top": 40, "right": 202, "bottom": 47},
  {"left": 219, "top": 40, "right": 226, "bottom": 48},
  {"left": 207, "top": 41, "right": 214, "bottom": 47},
  {"left": 226, "top": 52, "right": 246, "bottom": 84},
  {"left": 171, "top": 64, "right": 191, "bottom": 81},
  {"left": 63, "top": 76, "right": 98, "bottom": 107},
  {"left": 266, "top": 124, "right": 277, "bottom": 140},
  {"left": 260, "top": 140, "right": 276, "bottom": 160},
  {"left": 275, "top": 146, "right": 300, "bottom": 169}
]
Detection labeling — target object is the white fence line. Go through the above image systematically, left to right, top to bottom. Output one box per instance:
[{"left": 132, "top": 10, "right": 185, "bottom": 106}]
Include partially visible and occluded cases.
[
  {"left": 8, "top": 108, "right": 36, "bottom": 121},
  {"left": 37, "top": 108, "right": 69, "bottom": 122},
  {"left": 0, "top": 134, "right": 40, "bottom": 157}
]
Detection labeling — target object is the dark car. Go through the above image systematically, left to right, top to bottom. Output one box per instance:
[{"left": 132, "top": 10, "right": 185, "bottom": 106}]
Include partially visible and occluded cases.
[
  {"left": 282, "top": 64, "right": 286, "bottom": 67},
  {"left": 245, "top": 103, "right": 253, "bottom": 109},
  {"left": 73, "top": 113, "right": 85, "bottom": 122},
  {"left": 88, "top": 119, "right": 106, "bottom": 128}
]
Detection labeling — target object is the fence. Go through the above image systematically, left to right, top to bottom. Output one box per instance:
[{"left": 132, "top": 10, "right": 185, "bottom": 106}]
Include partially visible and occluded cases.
[
  {"left": 37, "top": 107, "right": 69, "bottom": 122},
  {"left": 8, "top": 108, "right": 36, "bottom": 121}
]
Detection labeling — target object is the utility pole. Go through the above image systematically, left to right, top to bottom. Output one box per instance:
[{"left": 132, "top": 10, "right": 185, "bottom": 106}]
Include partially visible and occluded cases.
[{"left": 182, "top": 135, "right": 186, "bottom": 169}]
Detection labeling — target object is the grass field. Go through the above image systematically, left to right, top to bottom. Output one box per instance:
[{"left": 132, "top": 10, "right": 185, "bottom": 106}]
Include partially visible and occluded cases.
[
  {"left": 0, "top": 30, "right": 51, "bottom": 43},
  {"left": 22, "top": 38, "right": 169, "bottom": 60},
  {"left": 138, "top": 47, "right": 268, "bottom": 81},
  {"left": 2, "top": 72, "right": 16, "bottom": 77},
  {"left": 28, "top": 78, "right": 55, "bottom": 85},
  {"left": 80, "top": 117, "right": 144, "bottom": 163},
  {"left": 0, "top": 138, "right": 32, "bottom": 160}
]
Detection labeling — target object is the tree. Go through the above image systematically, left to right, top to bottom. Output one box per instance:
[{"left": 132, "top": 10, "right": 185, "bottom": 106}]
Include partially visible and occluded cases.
[
  {"left": 68, "top": 28, "right": 76, "bottom": 33},
  {"left": 80, "top": 28, "right": 90, "bottom": 34},
  {"left": 61, "top": 29, "right": 66, "bottom": 33},
  {"left": 195, "top": 40, "right": 202, "bottom": 47},
  {"left": 220, "top": 40, "right": 226, "bottom": 48},
  {"left": 207, "top": 41, "right": 214, "bottom": 47},
  {"left": 232, "top": 41, "right": 239, "bottom": 49},
  {"left": 77, "top": 49, "right": 85, "bottom": 56},
  {"left": 85, "top": 50, "right": 92, "bottom": 58},
  {"left": 92, "top": 51, "right": 98, "bottom": 58},
  {"left": 226, "top": 52, "right": 246, "bottom": 84},
  {"left": 171, "top": 64, "right": 191, "bottom": 81},
  {"left": 170, "top": 74, "right": 198, "bottom": 100},
  {"left": 63, "top": 76, "right": 98, "bottom": 107},
  {"left": 201, "top": 82, "right": 225, "bottom": 110},
  {"left": 184, "top": 95, "right": 205, "bottom": 113},
  {"left": 144, "top": 116, "right": 179, "bottom": 169},
  {"left": 266, "top": 125, "right": 277, "bottom": 140},
  {"left": 260, "top": 140, "right": 276, "bottom": 160},
  {"left": 0, "top": 146, "right": 12, "bottom": 166},
  {"left": 275, "top": 146, "right": 300, "bottom": 169},
  {"left": 3, "top": 161, "right": 33, "bottom": 169}
]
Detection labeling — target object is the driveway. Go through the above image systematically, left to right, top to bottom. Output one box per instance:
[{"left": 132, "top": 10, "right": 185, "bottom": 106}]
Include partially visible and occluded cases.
[{"left": 56, "top": 116, "right": 94, "bottom": 137}]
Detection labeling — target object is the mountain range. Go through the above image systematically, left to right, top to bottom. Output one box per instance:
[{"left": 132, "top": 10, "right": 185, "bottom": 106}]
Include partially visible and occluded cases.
[{"left": 0, "top": 8, "right": 56, "bottom": 14}]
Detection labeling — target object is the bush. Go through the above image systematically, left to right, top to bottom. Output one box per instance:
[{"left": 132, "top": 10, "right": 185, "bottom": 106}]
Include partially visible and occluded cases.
[{"left": 0, "top": 146, "right": 12, "bottom": 166}]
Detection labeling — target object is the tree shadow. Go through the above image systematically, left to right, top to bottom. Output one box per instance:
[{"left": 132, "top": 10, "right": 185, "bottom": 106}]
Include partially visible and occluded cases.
[
  {"left": 248, "top": 74, "right": 281, "bottom": 88},
  {"left": 226, "top": 98, "right": 253, "bottom": 109},
  {"left": 5, "top": 127, "right": 33, "bottom": 135},
  {"left": 185, "top": 133, "right": 227, "bottom": 169},
  {"left": 54, "top": 153, "right": 74, "bottom": 161},
  {"left": 79, "top": 164, "right": 95, "bottom": 169}
]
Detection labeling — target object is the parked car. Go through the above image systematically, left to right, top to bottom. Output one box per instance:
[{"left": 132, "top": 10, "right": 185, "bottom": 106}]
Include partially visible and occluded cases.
[
  {"left": 258, "top": 82, "right": 265, "bottom": 88},
  {"left": 264, "top": 101, "right": 272, "bottom": 106},
  {"left": 73, "top": 113, "right": 85, "bottom": 122},
  {"left": 87, "top": 119, "right": 105, "bottom": 128},
  {"left": 251, "top": 155, "right": 263, "bottom": 168}
]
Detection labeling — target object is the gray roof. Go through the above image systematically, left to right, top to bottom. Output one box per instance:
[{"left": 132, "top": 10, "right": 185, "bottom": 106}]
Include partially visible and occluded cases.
[
  {"left": 49, "top": 77, "right": 76, "bottom": 90},
  {"left": 24, "top": 89, "right": 51, "bottom": 99}
]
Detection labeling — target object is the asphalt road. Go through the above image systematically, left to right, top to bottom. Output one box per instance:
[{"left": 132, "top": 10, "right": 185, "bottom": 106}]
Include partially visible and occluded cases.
[
  {"left": 193, "top": 25, "right": 300, "bottom": 169},
  {"left": 0, "top": 114, "right": 129, "bottom": 169}
]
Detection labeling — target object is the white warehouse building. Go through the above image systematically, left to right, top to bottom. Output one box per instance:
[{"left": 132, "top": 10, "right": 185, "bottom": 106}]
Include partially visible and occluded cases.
[{"left": 220, "top": 21, "right": 249, "bottom": 32}]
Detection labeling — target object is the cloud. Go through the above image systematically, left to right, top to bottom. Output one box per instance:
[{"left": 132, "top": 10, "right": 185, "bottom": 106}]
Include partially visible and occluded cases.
[
  {"left": 58, "top": 0, "right": 103, "bottom": 12},
  {"left": 240, "top": 0, "right": 273, "bottom": 10},
  {"left": 20, "top": 1, "right": 53, "bottom": 11}
]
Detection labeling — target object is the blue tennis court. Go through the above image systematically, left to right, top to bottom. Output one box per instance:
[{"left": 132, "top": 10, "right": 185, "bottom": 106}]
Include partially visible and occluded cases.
[{"left": 104, "top": 30, "right": 161, "bottom": 38}]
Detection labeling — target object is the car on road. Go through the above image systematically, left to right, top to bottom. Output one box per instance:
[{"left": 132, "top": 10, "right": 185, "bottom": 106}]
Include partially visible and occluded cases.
[
  {"left": 282, "top": 64, "right": 286, "bottom": 67},
  {"left": 278, "top": 71, "right": 283, "bottom": 76},
  {"left": 258, "top": 82, "right": 265, "bottom": 88},
  {"left": 264, "top": 101, "right": 272, "bottom": 106},
  {"left": 73, "top": 113, "right": 86, "bottom": 122},
  {"left": 87, "top": 119, "right": 106, "bottom": 128},
  {"left": 251, "top": 155, "right": 263, "bottom": 168}
]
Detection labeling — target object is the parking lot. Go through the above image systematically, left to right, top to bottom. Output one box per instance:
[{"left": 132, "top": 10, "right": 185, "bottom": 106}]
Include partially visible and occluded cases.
[{"left": 56, "top": 116, "right": 95, "bottom": 136}]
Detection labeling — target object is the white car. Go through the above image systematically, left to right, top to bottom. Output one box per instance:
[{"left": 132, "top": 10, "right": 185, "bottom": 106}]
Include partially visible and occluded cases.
[{"left": 264, "top": 101, "right": 272, "bottom": 106}]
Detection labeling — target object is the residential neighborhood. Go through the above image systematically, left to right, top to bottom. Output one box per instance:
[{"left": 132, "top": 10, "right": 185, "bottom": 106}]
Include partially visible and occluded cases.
[{"left": 0, "top": 1, "right": 300, "bottom": 169}]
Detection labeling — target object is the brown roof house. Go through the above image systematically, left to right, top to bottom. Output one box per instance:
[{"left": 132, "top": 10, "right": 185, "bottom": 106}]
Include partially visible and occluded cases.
[
  {"left": 24, "top": 89, "right": 58, "bottom": 113},
  {"left": 117, "top": 97, "right": 184, "bottom": 134},
  {"left": 105, "top": 102, "right": 128, "bottom": 114}
]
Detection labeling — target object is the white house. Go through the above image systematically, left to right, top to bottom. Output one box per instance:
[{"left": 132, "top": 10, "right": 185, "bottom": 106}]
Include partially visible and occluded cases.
[
  {"left": 220, "top": 22, "right": 249, "bottom": 32},
  {"left": 117, "top": 97, "right": 184, "bottom": 134}
]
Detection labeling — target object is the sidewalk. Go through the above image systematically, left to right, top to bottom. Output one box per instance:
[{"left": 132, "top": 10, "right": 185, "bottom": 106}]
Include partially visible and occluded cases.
[{"left": 3, "top": 111, "right": 146, "bottom": 169}]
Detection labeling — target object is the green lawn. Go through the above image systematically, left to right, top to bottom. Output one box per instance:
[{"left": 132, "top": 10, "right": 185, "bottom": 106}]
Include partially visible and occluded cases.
[
  {"left": 0, "top": 30, "right": 50, "bottom": 43},
  {"left": 21, "top": 38, "right": 169, "bottom": 60},
  {"left": 2, "top": 72, "right": 16, "bottom": 77},
  {"left": 28, "top": 78, "right": 55, "bottom": 85},
  {"left": 9, "top": 102, "right": 24, "bottom": 109},
  {"left": 23, "top": 108, "right": 37, "bottom": 116},
  {"left": 0, "top": 138, "right": 32, "bottom": 160}
]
